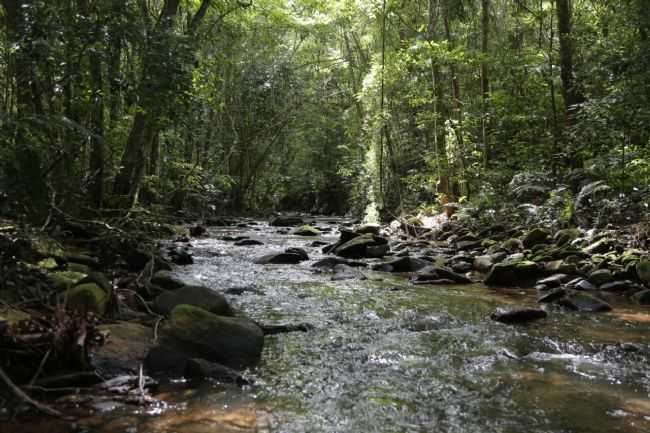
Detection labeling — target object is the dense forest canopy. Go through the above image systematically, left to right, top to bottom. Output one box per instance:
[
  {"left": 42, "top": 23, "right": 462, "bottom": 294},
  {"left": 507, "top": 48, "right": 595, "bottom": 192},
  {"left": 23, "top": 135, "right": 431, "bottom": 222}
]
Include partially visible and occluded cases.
[{"left": 1, "top": 0, "right": 649, "bottom": 221}]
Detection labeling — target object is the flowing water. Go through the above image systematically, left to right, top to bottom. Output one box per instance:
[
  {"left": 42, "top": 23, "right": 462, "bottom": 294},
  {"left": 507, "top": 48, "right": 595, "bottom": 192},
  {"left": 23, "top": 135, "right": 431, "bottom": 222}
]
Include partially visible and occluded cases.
[{"left": 10, "top": 218, "right": 650, "bottom": 433}]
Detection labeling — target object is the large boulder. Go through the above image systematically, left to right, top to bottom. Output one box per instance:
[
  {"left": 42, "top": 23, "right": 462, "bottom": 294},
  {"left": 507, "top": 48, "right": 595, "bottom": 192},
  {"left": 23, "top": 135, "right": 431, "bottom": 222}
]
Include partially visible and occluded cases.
[
  {"left": 554, "top": 228, "right": 581, "bottom": 246},
  {"left": 334, "top": 234, "right": 389, "bottom": 259},
  {"left": 484, "top": 260, "right": 542, "bottom": 287},
  {"left": 588, "top": 269, "right": 614, "bottom": 286},
  {"left": 151, "top": 270, "right": 186, "bottom": 290},
  {"left": 48, "top": 271, "right": 87, "bottom": 291},
  {"left": 66, "top": 283, "right": 108, "bottom": 315},
  {"left": 153, "top": 285, "right": 232, "bottom": 317},
  {"left": 147, "top": 305, "right": 264, "bottom": 372},
  {"left": 93, "top": 323, "right": 154, "bottom": 375}
]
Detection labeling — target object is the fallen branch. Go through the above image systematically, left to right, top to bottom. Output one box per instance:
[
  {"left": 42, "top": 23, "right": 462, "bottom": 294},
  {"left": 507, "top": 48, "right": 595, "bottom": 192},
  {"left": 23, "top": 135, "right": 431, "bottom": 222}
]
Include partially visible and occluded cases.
[{"left": 0, "top": 365, "right": 71, "bottom": 420}]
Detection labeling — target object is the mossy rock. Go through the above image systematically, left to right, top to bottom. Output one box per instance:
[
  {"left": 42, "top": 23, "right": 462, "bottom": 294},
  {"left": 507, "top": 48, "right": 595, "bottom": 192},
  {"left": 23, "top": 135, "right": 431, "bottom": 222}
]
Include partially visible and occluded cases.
[
  {"left": 356, "top": 224, "right": 381, "bottom": 235},
  {"left": 293, "top": 225, "right": 322, "bottom": 236},
  {"left": 523, "top": 228, "right": 551, "bottom": 248},
  {"left": 554, "top": 228, "right": 581, "bottom": 246},
  {"left": 335, "top": 234, "right": 389, "bottom": 259},
  {"left": 31, "top": 236, "right": 65, "bottom": 259},
  {"left": 502, "top": 238, "right": 523, "bottom": 252},
  {"left": 583, "top": 238, "right": 616, "bottom": 255},
  {"left": 481, "top": 239, "right": 497, "bottom": 248},
  {"left": 37, "top": 257, "right": 59, "bottom": 270},
  {"left": 485, "top": 260, "right": 542, "bottom": 287},
  {"left": 636, "top": 260, "right": 650, "bottom": 287},
  {"left": 67, "top": 262, "right": 90, "bottom": 274},
  {"left": 588, "top": 269, "right": 614, "bottom": 286},
  {"left": 48, "top": 271, "right": 87, "bottom": 291},
  {"left": 66, "top": 283, "right": 108, "bottom": 315},
  {"left": 153, "top": 285, "right": 233, "bottom": 316},
  {"left": 163, "top": 305, "right": 264, "bottom": 368},
  {"left": 94, "top": 323, "right": 154, "bottom": 375}
]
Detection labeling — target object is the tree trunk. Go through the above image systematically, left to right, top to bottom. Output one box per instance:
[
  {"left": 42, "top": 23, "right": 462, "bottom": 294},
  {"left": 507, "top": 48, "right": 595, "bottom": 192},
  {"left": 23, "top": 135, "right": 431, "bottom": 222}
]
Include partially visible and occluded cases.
[
  {"left": 481, "top": 0, "right": 490, "bottom": 165},
  {"left": 555, "top": 0, "right": 584, "bottom": 122},
  {"left": 88, "top": 47, "right": 105, "bottom": 208}
]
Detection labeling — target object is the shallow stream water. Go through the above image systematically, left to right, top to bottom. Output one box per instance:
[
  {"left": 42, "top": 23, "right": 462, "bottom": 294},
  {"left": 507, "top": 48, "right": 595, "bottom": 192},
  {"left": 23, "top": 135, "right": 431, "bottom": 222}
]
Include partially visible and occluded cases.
[{"left": 11, "top": 218, "right": 650, "bottom": 433}]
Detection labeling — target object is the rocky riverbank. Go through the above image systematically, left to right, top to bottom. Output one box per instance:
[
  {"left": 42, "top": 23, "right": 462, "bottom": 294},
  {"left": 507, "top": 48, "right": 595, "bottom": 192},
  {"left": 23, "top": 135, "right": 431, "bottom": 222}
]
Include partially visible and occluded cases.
[{"left": 1, "top": 211, "right": 649, "bottom": 423}]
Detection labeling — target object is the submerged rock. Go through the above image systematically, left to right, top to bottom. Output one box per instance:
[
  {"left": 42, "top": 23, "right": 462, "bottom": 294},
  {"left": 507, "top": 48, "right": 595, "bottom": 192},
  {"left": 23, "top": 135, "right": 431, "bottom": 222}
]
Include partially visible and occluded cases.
[
  {"left": 234, "top": 239, "right": 264, "bottom": 246},
  {"left": 153, "top": 285, "right": 232, "bottom": 316},
  {"left": 557, "top": 292, "right": 612, "bottom": 312},
  {"left": 491, "top": 308, "right": 548, "bottom": 324},
  {"left": 184, "top": 358, "right": 249, "bottom": 385}
]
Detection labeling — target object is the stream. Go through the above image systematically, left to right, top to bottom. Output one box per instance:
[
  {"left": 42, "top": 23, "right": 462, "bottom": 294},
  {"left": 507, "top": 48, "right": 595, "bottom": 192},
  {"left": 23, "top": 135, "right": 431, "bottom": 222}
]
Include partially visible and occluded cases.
[{"left": 15, "top": 218, "right": 650, "bottom": 433}]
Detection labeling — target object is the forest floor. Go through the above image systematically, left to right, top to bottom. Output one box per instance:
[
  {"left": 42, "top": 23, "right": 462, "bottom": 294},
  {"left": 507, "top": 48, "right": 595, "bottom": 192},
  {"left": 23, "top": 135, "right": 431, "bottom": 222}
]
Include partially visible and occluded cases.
[{"left": 1, "top": 211, "right": 650, "bottom": 430}]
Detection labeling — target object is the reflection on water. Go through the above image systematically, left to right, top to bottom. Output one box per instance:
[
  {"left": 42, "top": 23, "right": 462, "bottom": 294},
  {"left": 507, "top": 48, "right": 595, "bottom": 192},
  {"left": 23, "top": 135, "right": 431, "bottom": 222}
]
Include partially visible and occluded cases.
[{"left": 5, "top": 218, "right": 650, "bottom": 433}]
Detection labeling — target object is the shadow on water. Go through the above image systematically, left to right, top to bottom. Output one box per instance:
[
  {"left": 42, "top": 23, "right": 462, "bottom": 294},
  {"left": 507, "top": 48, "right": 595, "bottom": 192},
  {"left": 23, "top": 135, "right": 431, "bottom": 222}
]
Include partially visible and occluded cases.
[{"left": 6, "top": 218, "right": 650, "bottom": 433}]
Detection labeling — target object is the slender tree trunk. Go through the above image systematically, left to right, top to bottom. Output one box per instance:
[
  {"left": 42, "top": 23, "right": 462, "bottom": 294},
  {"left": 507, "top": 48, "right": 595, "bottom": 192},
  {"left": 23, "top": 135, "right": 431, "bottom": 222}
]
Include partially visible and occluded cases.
[
  {"left": 481, "top": 0, "right": 490, "bottom": 165},
  {"left": 555, "top": 0, "right": 584, "bottom": 121},
  {"left": 88, "top": 46, "right": 105, "bottom": 208}
]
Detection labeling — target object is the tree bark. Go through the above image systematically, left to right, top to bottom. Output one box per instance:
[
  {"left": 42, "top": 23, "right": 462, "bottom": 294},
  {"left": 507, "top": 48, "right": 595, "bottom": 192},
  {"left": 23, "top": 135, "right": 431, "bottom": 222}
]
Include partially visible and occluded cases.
[{"left": 555, "top": 0, "right": 584, "bottom": 122}]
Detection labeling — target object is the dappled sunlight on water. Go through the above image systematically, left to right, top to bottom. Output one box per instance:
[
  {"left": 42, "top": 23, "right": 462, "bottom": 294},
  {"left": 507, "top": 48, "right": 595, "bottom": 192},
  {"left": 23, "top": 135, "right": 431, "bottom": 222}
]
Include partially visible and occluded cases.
[{"left": 5, "top": 218, "right": 650, "bottom": 433}]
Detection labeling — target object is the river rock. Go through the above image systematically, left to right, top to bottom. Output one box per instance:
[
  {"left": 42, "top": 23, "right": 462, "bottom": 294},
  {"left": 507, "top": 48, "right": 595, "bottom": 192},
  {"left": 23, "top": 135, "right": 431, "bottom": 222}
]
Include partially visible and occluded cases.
[
  {"left": 270, "top": 216, "right": 304, "bottom": 227},
  {"left": 355, "top": 224, "right": 381, "bottom": 235},
  {"left": 189, "top": 225, "right": 207, "bottom": 237},
  {"left": 293, "top": 225, "right": 321, "bottom": 236},
  {"left": 523, "top": 228, "right": 550, "bottom": 248},
  {"left": 554, "top": 228, "right": 581, "bottom": 246},
  {"left": 334, "top": 234, "right": 389, "bottom": 259},
  {"left": 583, "top": 238, "right": 615, "bottom": 255},
  {"left": 235, "top": 239, "right": 264, "bottom": 246},
  {"left": 168, "top": 247, "right": 193, "bottom": 265},
  {"left": 286, "top": 247, "right": 309, "bottom": 260},
  {"left": 254, "top": 252, "right": 306, "bottom": 264},
  {"left": 473, "top": 255, "right": 494, "bottom": 272},
  {"left": 312, "top": 257, "right": 367, "bottom": 269},
  {"left": 372, "top": 257, "right": 430, "bottom": 273},
  {"left": 484, "top": 260, "right": 541, "bottom": 287},
  {"left": 636, "top": 260, "right": 650, "bottom": 286},
  {"left": 331, "top": 264, "right": 365, "bottom": 281},
  {"left": 410, "top": 266, "right": 471, "bottom": 285},
  {"left": 588, "top": 269, "right": 614, "bottom": 286},
  {"left": 151, "top": 270, "right": 185, "bottom": 290},
  {"left": 48, "top": 271, "right": 87, "bottom": 291},
  {"left": 537, "top": 274, "right": 571, "bottom": 288},
  {"left": 565, "top": 277, "right": 596, "bottom": 291},
  {"left": 599, "top": 280, "right": 637, "bottom": 292},
  {"left": 66, "top": 283, "right": 108, "bottom": 315},
  {"left": 153, "top": 285, "right": 232, "bottom": 316},
  {"left": 537, "top": 287, "right": 567, "bottom": 303},
  {"left": 632, "top": 289, "right": 650, "bottom": 305},
  {"left": 558, "top": 292, "right": 612, "bottom": 312},
  {"left": 159, "top": 305, "right": 264, "bottom": 369},
  {"left": 491, "top": 308, "right": 548, "bottom": 324},
  {"left": 93, "top": 323, "right": 155, "bottom": 375},
  {"left": 184, "top": 358, "right": 249, "bottom": 385}
]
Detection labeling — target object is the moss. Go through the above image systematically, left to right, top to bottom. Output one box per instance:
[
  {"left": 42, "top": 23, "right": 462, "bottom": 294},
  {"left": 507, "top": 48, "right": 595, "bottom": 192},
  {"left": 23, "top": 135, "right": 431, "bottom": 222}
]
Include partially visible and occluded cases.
[
  {"left": 293, "top": 225, "right": 322, "bottom": 236},
  {"left": 48, "top": 271, "right": 87, "bottom": 291},
  {"left": 66, "top": 283, "right": 108, "bottom": 315}
]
